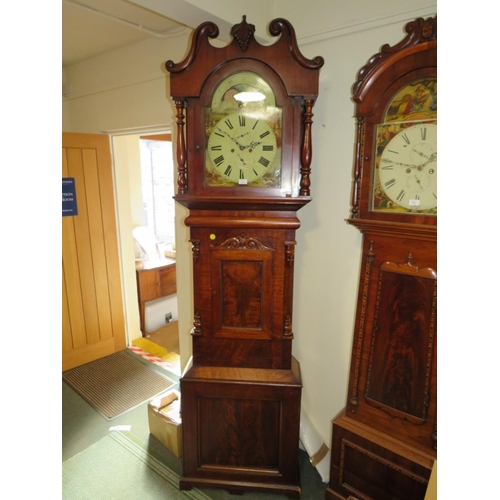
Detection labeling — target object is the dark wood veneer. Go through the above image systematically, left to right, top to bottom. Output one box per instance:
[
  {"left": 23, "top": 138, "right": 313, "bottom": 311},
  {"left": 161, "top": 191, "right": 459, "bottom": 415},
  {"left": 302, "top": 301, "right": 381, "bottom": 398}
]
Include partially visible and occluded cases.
[{"left": 180, "top": 358, "right": 302, "bottom": 497}]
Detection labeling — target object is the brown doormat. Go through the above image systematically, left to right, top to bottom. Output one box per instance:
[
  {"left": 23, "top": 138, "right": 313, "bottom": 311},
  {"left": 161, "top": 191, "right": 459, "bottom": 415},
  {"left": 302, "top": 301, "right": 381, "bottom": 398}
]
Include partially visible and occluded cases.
[{"left": 62, "top": 350, "right": 175, "bottom": 420}]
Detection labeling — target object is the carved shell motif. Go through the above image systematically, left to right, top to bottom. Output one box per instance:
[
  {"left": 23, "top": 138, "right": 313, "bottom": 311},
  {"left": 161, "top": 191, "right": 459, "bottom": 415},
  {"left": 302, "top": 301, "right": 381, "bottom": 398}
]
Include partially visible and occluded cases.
[{"left": 210, "top": 234, "right": 274, "bottom": 251}]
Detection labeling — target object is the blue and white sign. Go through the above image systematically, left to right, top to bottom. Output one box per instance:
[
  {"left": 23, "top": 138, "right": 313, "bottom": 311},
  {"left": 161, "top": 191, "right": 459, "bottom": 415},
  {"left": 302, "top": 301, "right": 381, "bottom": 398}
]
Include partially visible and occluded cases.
[{"left": 62, "top": 178, "right": 78, "bottom": 217}]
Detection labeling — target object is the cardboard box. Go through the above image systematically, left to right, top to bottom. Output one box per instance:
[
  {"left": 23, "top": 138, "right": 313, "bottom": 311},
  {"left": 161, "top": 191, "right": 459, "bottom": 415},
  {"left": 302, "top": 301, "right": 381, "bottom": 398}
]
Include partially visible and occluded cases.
[{"left": 148, "top": 390, "right": 182, "bottom": 457}]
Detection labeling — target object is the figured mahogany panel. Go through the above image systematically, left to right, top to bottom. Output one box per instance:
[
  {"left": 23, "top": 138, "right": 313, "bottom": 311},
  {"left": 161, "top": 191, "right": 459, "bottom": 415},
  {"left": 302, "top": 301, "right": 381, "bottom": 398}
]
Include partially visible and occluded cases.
[
  {"left": 345, "top": 229, "right": 437, "bottom": 454},
  {"left": 211, "top": 234, "right": 274, "bottom": 338},
  {"left": 221, "top": 260, "right": 263, "bottom": 330},
  {"left": 365, "top": 268, "right": 436, "bottom": 421},
  {"left": 180, "top": 360, "right": 302, "bottom": 497},
  {"left": 199, "top": 397, "right": 280, "bottom": 468},
  {"left": 326, "top": 416, "right": 434, "bottom": 500},
  {"left": 341, "top": 443, "right": 428, "bottom": 500}
]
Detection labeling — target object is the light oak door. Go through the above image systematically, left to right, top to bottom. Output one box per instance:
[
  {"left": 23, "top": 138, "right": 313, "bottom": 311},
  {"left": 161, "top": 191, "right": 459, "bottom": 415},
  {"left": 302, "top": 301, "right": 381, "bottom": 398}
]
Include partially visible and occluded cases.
[{"left": 62, "top": 132, "right": 126, "bottom": 371}]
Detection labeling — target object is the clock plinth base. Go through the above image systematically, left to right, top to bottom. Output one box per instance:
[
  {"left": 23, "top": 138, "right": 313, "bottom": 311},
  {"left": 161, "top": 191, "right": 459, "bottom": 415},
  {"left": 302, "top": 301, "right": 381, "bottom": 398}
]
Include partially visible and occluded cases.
[
  {"left": 179, "top": 358, "right": 302, "bottom": 498},
  {"left": 325, "top": 415, "right": 435, "bottom": 500},
  {"left": 179, "top": 477, "right": 301, "bottom": 499}
]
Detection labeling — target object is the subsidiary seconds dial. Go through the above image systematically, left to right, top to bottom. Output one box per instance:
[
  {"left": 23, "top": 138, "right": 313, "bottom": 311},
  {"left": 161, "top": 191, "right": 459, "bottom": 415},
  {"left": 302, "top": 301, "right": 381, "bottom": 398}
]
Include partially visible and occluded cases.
[
  {"left": 207, "top": 112, "right": 277, "bottom": 184},
  {"left": 378, "top": 123, "right": 437, "bottom": 211}
]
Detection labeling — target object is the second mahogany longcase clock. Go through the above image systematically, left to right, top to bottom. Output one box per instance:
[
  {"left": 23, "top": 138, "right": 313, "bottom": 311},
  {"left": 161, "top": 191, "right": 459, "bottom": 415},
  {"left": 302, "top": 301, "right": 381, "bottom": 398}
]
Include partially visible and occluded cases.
[
  {"left": 166, "top": 17, "right": 323, "bottom": 497},
  {"left": 325, "top": 17, "right": 437, "bottom": 500}
]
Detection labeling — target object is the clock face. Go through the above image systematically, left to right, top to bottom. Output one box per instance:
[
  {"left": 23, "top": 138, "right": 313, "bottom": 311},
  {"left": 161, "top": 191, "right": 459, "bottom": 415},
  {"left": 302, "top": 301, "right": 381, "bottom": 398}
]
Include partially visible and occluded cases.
[
  {"left": 205, "top": 71, "right": 282, "bottom": 188},
  {"left": 371, "top": 78, "right": 437, "bottom": 215},
  {"left": 207, "top": 112, "right": 278, "bottom": 184},
  {"left": 375, "top": 122, "right": 437, "bottom": 212}
]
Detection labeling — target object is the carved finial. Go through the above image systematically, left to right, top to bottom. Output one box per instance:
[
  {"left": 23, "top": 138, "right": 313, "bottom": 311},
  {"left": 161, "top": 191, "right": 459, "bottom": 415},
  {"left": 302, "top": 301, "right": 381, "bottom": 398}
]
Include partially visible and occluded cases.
[
  {"left": 231, "top": 15, "right": 255, "bottom": 52},
  {"left": 421, "top": 16, "right": 436, "bottom": 39},
  {"left": 190, "top": 239, "right": 200, "bottom": 261},
  {"left": 285, "top": 241, "right": 296, "bottom": 267},
  {"left": 407, "top": 251, "right": 413, "bottom": 265},
  {"left": 193, "top": 310, "right": 201, "bottom": 336},
  {"left": 284, "top": 315, "right": 293, "bottom": 337},
  {"left": 349, "top": 397, "right": 359, "bottom": 413}
]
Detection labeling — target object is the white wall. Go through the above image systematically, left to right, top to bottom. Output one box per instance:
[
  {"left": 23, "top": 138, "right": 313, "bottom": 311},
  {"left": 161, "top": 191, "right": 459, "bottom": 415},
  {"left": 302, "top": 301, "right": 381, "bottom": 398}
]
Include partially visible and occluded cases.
[
  {"left": 62, "top": 0, "right": 437, "bottom": 448},
  {"left": 63, "top": 31, "right": 191, "bottom": 132}
]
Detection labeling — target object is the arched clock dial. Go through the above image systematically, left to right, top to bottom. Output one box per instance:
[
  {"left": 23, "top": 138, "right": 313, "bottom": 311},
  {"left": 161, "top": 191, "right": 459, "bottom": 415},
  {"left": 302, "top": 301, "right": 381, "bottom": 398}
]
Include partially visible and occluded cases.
[
  {"left": 205, "top": 70, "right": 282, "bottom": 188},
  {"left": 207, "top": 111, "right": 278, "bottom": 184},
  {"left": 377, "top": 122, "right": 437, "bottom": 211}
]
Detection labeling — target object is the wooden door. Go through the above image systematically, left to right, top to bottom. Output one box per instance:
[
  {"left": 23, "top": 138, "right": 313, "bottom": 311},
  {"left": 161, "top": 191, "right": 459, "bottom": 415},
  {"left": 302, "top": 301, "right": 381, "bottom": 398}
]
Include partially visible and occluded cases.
[{"left": 62, "top": 132, "right": 126, "bottom": 371}]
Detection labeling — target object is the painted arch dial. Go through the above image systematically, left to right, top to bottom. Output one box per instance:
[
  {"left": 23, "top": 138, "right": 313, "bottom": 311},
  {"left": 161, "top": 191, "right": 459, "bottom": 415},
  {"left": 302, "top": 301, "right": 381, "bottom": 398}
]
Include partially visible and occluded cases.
[
  {"left": 207, "top": 111, "right": 278, "bottom": 184},
  {"left": 377, "top": 122, "right": 437, "bottom": 211}
]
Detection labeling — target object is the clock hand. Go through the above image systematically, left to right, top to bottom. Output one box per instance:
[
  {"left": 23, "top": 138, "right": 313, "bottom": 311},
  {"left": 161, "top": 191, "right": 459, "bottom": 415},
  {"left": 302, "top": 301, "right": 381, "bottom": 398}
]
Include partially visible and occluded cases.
[
  {"left": 218, "top": 129, "right": 246, "bottom": 150},
  {"left": 245, "top": 140, "right": 263, "bottom": 149},
  {"left": 412, "top": 148, "right": 437, "bottom": 162},
  {"left": 412, "top": 152, "right": 437, "bottom": 171},
  {"left": 416, "top": 152, "right": 437, "bottom": 170},
  {"left": 237, "top": 153, "right": 248, "bottom": 168},
  {"left": 381, "top": 156, "right": 436, "bottom": 170},
  {"left": 380, "top": 158, "right": 418, "bottom": 168},
  {"left": 413, "top": 174, "right": 428, "bottom": 191}
]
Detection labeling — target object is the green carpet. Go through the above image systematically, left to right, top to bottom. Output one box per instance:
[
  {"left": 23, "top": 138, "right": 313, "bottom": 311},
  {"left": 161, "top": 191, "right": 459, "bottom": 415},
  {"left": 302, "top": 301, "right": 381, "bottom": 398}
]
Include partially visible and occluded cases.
[{"left": 62, "top": 431, "right": 212, "bottom": 500}]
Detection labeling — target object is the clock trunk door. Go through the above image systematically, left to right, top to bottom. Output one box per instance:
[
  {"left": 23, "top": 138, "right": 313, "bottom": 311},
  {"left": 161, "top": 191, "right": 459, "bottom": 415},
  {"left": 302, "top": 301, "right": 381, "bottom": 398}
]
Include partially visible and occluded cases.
[
  {"left": 189, "top": 226, "right": 294, "bottom": 369},
  {"left": 347, "top": 233, "right": 437, "bottom": 453}
]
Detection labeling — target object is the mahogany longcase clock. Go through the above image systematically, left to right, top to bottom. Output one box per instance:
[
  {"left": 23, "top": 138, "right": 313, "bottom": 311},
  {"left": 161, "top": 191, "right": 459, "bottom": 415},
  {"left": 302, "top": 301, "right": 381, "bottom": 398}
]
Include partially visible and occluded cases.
[
  {"left": 166, "top": 17, "right": 323, "bottom": 497},
  {"left": 325, "top": 17, "right": 437, "bottom": 500}
]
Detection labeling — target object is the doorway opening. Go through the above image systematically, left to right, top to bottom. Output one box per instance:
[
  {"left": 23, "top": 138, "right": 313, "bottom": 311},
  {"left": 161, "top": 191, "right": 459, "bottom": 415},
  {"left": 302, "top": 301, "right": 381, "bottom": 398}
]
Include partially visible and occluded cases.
[
  {"left": 110, "top": 130, "right": 180, "bottom": 375},
  {"left": 138, "top": 134, "right": 175, "bottom": 255}
]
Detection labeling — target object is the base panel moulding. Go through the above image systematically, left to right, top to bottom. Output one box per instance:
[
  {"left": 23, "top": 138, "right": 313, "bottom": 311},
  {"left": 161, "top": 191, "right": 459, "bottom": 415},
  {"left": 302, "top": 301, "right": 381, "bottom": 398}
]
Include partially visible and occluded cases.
[
  {"left": 179, "top": 357, "right": 302, "bottom": 499},
  {"left": 325, "top": 416, "right": 435, "bottom": 500}
]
